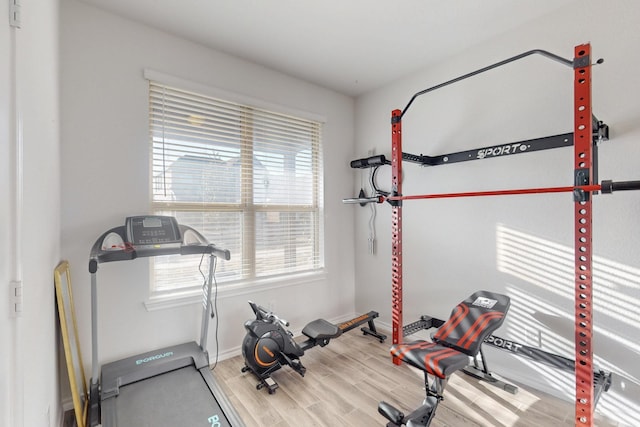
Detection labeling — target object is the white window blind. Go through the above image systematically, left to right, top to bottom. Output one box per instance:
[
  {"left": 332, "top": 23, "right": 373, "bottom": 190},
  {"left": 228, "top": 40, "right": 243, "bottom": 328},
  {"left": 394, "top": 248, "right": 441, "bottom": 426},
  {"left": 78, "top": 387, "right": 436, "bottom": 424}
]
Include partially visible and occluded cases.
[{"left": 149, "top": 81, "right": 324, "bottom": 293}]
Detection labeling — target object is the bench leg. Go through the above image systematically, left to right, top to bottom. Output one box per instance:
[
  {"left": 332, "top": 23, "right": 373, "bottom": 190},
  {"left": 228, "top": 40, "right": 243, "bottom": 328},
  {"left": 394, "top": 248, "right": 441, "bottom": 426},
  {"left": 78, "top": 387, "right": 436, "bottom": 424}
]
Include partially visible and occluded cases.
[
  {"left": 462, "top": 347, "right": 519, "bottom": 394},
  {"left": 379, "top": 372, "right": 446, "bottom": 426}
]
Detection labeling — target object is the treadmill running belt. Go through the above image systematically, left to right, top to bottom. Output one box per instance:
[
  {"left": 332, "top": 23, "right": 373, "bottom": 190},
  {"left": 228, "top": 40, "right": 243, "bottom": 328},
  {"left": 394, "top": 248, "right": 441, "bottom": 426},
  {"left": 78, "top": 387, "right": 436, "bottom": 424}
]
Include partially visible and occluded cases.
[{"left": 115, "top": 365, "right": 231, "bottom": 426}]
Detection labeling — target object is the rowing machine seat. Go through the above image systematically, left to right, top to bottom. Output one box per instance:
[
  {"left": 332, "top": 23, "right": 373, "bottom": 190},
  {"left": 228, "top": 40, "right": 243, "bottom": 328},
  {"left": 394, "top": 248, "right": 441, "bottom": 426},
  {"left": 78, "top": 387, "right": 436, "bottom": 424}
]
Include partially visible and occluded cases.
[{"left": 302, "top": 319, "right": 342, "bottom": 341}]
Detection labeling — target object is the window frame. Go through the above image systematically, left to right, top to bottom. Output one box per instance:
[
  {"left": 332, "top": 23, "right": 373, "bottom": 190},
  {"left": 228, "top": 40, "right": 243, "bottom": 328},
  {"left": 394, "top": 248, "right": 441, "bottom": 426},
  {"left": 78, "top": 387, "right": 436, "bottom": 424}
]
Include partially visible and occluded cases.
[{"left": 144, "top": 70, "right": 326, "bottom": 309}]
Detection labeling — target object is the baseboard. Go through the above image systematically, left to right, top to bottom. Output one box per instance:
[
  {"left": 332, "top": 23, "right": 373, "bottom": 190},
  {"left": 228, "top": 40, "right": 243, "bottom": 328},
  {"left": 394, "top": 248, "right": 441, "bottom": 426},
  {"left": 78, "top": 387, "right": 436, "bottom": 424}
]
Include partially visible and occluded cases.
[
  {"left": 61, "top": 396, "right": 74, "bottom": 412},
  {"left": 59, "top": 398, "right": 74, "bottom": 427}
]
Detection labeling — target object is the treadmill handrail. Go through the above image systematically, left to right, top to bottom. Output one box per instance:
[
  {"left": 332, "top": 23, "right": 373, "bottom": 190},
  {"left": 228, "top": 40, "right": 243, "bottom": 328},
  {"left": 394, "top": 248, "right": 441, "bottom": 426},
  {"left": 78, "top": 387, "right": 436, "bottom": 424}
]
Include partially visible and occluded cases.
[{"left": 89, "top": 223, "right": 230, "bottom": 272}]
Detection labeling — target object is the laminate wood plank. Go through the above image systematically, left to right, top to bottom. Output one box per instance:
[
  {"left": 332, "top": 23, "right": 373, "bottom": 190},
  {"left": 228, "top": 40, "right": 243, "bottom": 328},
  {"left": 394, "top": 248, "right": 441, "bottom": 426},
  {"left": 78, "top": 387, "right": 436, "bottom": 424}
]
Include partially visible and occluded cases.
[
  {"left": 305, "top": 400, "right": 351, "bottom": 426},
  {"left": 430, "top": 404, "right": 484, "bottom": 427},
  {"left": 342, "top": 407, "right": 388, "bottom": 427}
]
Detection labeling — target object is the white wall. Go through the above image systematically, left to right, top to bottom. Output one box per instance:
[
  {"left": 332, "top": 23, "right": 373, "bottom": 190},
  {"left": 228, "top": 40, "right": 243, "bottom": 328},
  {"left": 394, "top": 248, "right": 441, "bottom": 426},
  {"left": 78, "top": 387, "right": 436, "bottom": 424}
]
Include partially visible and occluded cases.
[
  {"left": 60, "top": 0, "right": 355, "bottom": 389},
  {"left": 1, "top": 1, "right": 61, "bottom": 426},
  {"left": 354, "top": 1, "right": 640, "bottom": 425}
]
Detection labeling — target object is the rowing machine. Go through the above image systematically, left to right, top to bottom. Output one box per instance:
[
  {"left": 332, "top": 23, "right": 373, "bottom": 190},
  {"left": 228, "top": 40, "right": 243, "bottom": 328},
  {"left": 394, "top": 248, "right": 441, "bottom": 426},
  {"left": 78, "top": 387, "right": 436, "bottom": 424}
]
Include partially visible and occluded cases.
[{"left": 241, "top": 301, "right": 386, "bottom": 394}]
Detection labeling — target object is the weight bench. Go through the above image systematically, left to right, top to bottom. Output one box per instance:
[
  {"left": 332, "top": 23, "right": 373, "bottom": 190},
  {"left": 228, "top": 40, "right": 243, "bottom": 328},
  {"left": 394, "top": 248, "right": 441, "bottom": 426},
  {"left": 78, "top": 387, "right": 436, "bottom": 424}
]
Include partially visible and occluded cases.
[{"left": 378, "top": 290, "right": 511, "bottom": 427}]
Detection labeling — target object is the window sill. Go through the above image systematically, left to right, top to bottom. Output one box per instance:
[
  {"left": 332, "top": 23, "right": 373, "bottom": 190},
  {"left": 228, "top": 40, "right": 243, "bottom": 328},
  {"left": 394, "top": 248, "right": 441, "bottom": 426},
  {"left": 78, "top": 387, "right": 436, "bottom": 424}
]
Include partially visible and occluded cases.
[{"left": 144, "top": 269, "right": 328, "bottom": 311}]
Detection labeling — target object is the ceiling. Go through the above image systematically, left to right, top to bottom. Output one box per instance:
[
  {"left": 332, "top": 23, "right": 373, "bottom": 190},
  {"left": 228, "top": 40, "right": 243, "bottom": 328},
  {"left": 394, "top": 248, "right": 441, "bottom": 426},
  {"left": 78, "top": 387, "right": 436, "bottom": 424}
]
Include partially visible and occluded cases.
[{"left": 78, "top": 0, "right": 577, "bottom": 96}]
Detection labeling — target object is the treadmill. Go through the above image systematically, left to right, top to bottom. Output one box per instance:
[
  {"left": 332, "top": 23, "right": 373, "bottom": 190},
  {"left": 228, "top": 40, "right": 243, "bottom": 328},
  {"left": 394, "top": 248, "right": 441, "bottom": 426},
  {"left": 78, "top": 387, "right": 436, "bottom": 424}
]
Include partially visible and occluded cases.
[{"left": 87, "top": 215, "right": 245, "bottom": 426}]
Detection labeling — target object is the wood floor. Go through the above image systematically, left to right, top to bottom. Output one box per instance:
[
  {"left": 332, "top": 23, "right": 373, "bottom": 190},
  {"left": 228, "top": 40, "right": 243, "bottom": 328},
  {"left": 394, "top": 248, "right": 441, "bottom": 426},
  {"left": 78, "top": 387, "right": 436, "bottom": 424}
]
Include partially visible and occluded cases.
[{"left": 212, "top": 331, "right": 618, "bottom": 427}]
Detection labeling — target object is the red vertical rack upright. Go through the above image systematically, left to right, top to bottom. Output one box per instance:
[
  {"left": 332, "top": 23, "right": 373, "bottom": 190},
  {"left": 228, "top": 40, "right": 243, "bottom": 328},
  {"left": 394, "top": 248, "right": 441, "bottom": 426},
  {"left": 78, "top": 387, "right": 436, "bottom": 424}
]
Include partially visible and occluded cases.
[
  {"left": 573, "top": 43, "right": 595, "bottom": 426},
  {"left": 390, "top": 109, "right": 403, "bottom": 365}
]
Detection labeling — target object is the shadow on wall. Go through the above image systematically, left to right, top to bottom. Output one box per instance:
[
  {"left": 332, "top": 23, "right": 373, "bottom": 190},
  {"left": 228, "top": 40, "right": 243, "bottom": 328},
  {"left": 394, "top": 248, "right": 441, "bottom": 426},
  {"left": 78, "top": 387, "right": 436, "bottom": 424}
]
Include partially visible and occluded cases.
[{"left": 496, "top": 224, "right": 640, "bottom": 426}]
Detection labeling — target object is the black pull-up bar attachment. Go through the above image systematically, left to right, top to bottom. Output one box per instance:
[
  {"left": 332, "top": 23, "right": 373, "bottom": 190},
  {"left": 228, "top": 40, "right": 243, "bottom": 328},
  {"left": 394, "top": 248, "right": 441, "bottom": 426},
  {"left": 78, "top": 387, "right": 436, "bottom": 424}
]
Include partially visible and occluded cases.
[{"left": 401, "top": 49, "right": 597, "bottom": 118}]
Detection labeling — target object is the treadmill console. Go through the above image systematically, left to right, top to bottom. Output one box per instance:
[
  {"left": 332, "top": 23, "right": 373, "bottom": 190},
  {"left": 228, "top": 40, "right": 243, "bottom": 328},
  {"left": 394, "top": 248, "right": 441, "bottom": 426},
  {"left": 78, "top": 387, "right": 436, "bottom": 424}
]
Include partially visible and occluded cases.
[
  {"left": 90, "top": 215, "right": 222, "bottom": 270},
  {"left": 126, "top": 215, "right": 181, "bottom": 246}
]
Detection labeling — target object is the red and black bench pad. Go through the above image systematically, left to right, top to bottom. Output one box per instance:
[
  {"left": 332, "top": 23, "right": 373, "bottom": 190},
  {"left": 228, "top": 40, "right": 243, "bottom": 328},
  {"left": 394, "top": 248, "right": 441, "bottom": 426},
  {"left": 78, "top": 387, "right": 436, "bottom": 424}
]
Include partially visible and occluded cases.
[{"left": 390, "top": 291, "right": 510, "bottom": 379}]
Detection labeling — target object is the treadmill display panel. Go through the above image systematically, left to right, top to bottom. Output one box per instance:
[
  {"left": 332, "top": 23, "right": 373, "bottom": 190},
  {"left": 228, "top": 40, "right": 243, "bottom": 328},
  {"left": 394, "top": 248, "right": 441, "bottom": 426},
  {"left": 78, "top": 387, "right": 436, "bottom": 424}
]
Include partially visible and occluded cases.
[{"left": 126, "top": 216, "right": 181, "bottom": 246}]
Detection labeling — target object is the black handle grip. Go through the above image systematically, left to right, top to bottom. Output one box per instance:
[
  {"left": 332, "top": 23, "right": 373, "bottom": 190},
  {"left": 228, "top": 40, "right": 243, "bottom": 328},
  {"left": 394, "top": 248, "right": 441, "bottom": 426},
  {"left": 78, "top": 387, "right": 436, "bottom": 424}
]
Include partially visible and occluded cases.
[{"left": 601, "top": 180, "right": 640, "bottom": 194}]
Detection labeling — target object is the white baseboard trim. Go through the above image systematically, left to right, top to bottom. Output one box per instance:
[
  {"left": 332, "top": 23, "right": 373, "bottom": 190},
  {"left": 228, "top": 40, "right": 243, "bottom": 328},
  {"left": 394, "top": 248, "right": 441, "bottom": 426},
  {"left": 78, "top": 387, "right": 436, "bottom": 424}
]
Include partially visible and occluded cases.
[{"left": 59, "top": 400, "right": 72, "bottom": 427}]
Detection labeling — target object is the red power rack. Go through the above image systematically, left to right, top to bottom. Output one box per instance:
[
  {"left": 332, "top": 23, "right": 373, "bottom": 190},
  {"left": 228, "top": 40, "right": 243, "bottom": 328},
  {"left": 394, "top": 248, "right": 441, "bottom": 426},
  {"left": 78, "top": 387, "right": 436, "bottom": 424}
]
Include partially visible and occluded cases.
[{"left": 388, "top": 43, "right": 599, "bottom": 425}]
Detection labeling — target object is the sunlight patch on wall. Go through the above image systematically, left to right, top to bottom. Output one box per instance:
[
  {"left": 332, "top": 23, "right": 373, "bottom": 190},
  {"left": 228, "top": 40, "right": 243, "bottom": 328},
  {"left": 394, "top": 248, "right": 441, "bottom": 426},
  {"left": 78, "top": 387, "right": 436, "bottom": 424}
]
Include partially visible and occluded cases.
[
  {"left": 495, "top": 224, "right": 640, "bottom": 426},
  {"left": 497, "top": 224, "right": 640, "bottom": 329}
]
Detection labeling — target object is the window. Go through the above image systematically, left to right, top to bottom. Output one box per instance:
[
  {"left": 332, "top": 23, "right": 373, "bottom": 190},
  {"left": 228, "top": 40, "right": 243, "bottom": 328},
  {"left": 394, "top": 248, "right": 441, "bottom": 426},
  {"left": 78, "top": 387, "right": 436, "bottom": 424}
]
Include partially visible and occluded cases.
[{"left": 148, "top": 81, "right": 324, "bottom": 295}]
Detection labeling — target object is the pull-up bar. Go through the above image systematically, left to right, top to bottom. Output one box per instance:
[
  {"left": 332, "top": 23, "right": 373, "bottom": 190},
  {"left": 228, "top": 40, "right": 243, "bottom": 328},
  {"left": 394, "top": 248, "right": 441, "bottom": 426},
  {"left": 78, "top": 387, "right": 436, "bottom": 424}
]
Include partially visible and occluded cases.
[
  {"left": 400, "top": 49, "right": 599, "bottom": 118},
  {"left": 342, "top": 180, "right": 640, "bottom": 205}
]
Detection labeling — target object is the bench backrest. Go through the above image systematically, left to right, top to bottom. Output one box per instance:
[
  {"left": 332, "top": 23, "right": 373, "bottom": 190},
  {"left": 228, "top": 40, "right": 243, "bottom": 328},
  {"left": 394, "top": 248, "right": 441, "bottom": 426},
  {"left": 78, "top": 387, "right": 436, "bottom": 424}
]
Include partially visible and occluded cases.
[{"left": 433, "top": 290, "right": 510, "bottom": 356}]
